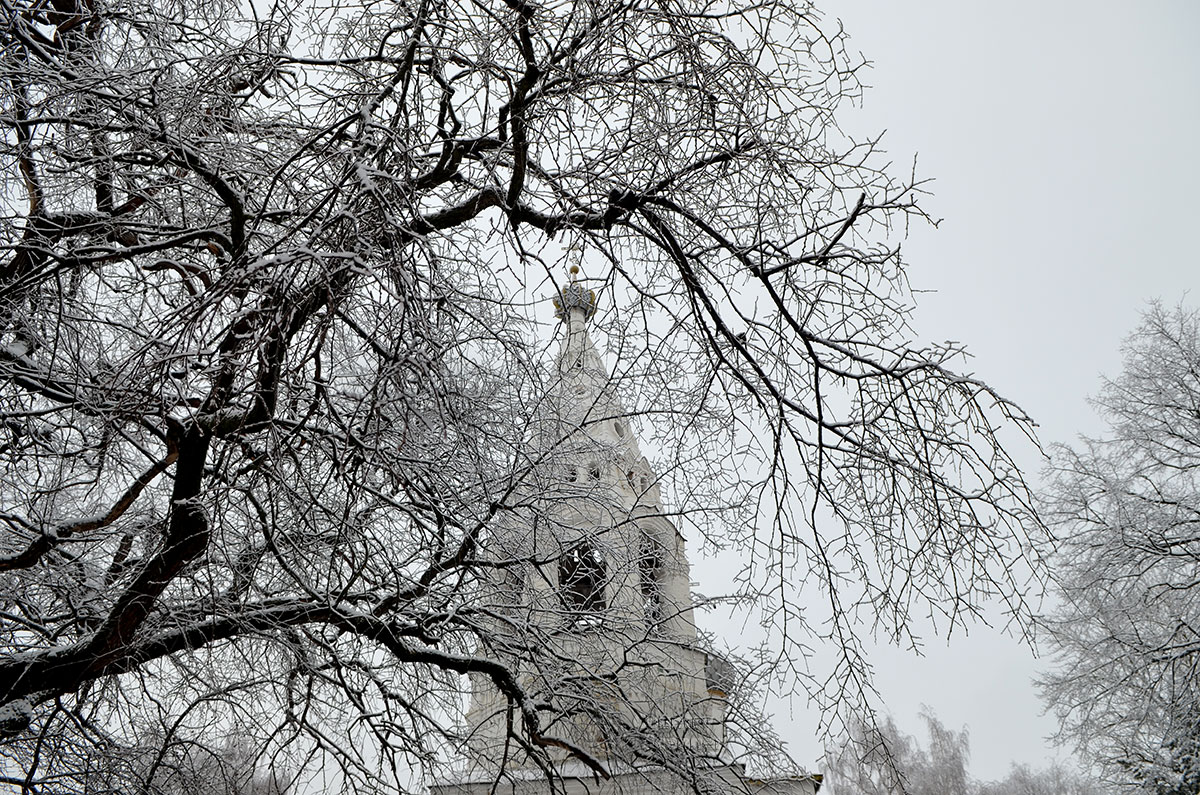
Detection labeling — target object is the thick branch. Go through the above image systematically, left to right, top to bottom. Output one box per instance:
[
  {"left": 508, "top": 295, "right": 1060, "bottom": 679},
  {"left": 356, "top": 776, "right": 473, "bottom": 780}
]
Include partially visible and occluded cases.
[
  {"left": 83, "top": 424, "right": 211, "bottom": 667},
  {"left": 0, "top": 599, "right": 611, "bottom": 778}
]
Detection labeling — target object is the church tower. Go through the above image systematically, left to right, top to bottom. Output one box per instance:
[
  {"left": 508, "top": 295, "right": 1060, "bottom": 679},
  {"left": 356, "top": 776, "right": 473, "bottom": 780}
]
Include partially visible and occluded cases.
[{"left": 431, "top": 283, "right": 820, "bottom": 795}]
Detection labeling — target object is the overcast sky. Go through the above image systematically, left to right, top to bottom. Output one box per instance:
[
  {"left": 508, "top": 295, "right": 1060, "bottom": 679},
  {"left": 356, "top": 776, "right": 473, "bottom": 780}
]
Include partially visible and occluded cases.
[{"left": 769, "top": 0, "right": 1200, "bottom": 783}]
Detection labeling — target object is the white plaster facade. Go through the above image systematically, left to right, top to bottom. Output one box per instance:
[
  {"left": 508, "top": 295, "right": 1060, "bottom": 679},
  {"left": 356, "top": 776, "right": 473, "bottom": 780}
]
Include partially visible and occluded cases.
[{"left": 432, "top": 286, "right": 820, "bottom": 795}]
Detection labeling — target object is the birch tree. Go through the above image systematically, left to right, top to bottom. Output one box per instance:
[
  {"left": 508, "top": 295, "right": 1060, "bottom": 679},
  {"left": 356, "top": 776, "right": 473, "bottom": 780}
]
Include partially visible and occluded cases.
[
  {"left": 1, "top": 0, "right": 1045, "bottom": 789},
  {"left": 824, "top": 711, "right": 970, "bottom": 795},
  {"left": 826, "top": 711, "right": 1107, "bottom": 795}
]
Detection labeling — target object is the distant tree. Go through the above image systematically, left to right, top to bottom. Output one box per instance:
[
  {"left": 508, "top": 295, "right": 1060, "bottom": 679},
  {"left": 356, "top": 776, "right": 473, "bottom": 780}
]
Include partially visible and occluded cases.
[
  {"left": 1, "top": 0, "right": 1046, "bottom": 788},
  {"left": 1039, "top": 303, "right": 1200, "bottom": 794},
  {"left": 824, "top": 710, "right": 970, "bottom": 795},
  {"left": 827, "top": 710, "right": 1107, "bottom": 795},
  {"left": 975, "top": 761, "right": 1108, "bottom": 795}
]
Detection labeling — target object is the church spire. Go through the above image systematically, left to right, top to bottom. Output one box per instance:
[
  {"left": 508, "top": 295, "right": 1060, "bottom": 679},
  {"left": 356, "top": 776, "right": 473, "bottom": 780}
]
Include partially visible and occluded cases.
[
  {"left": 432, "top": 277, "right": 822, "bottom": 795},
  {"left": 440, "top": 277, "right": 768, "bottom": 790}
]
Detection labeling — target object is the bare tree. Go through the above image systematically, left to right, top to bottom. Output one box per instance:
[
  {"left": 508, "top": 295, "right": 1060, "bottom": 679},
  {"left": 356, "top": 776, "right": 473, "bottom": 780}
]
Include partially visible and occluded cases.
[
  {"left": 1, "top": 0, "right": 1045, "bottom": 788},
  {"left": 1039, "top": 302, "right": 1200, "bottom": 794},
  {"left": 824, "top": 710, "right": 969, "bottom": 795},
  {"left": 827, "top": 710, "right": 1107, "bottom": 795}
]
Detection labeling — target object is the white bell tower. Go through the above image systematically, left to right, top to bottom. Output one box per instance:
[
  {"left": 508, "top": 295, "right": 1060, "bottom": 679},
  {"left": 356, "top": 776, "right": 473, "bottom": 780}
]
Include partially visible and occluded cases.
[{"left": 431, "top": 282, "right": 820, "bottom": 795}]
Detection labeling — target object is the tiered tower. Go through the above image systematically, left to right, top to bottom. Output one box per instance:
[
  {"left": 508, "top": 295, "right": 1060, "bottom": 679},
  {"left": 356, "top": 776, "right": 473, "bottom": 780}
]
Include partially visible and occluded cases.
[{"left": 431, "top": 284, "right": 820, "bottom": 795}]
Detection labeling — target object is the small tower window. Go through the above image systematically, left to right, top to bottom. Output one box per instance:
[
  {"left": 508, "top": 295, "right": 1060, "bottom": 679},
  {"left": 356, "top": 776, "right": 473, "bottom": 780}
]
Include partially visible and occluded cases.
[
  {"left": 614, "top": 421, "right": 627, "bottom": 438},
  {"left": 588, "top": 464, "right": 601, "bottom": 481},
  {"left": 560, "top": 544, "right": 607, "bottom": 620},
  {"left": 496, "top": 567, "right": 525, "bottom": 608}
]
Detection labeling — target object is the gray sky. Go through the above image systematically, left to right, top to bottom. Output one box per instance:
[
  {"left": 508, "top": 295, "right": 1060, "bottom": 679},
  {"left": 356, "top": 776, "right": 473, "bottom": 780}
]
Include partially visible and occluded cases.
[{"left": 782, "top": 0, "right": 1199, "bottom": 783}]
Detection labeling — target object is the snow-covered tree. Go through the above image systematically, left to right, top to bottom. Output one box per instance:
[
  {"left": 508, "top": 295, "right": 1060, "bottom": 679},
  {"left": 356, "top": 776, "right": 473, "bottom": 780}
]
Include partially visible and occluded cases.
[
  {"left": 2, "top": 0, "right": 1046, "bottom": 788},
  {"left": 1040, "top": 303, "right": 1200, "bottom": 794}
]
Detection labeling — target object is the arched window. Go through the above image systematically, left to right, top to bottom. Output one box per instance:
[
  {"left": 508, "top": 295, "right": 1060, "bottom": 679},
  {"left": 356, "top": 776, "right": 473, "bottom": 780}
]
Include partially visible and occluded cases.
[{"left": 559, "top": 544, "right": 607, "bottom": 620}]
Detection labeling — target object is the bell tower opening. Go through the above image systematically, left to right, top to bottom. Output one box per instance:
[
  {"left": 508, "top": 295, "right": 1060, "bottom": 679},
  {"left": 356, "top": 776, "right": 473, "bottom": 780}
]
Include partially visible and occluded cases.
[
  {"left": 639, "top": 539, "right": 666, "bottom": 627},
  {"left": 559, "top": 544, "right": 607, "bottom": 622}
]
